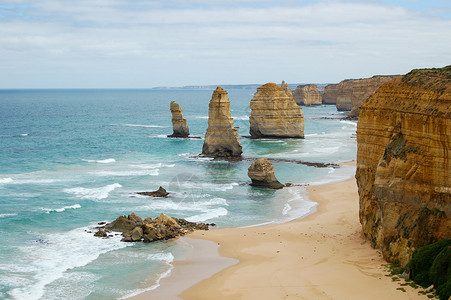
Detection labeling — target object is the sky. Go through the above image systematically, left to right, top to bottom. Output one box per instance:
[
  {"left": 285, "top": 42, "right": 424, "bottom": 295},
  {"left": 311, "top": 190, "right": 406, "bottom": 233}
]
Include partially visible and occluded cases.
[{"left": 0, "top": 0, "right": 450, "bottom": 88}]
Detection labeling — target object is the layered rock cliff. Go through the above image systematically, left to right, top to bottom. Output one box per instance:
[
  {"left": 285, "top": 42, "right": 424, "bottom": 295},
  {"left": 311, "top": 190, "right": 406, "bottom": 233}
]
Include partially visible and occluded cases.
[
  {"left": 356, "top": 66, "right": 451, "bottom": 266},
  {"left": 336, "top": 76, "right": 396, "bottom": 116},
  {"left": 281, "top": 80, "right": 294, "bottom": 100},
  {"left": 249, "top": 83, "right": 304, "bottom": 138},
  {"left": 293, "top": 84, "right": 322, "bottom": 106},
  {"left": 322, "top": 84, "right": 338, "bottom": 104},
  {"left": 202, "top": 87, "right": 243, "bottom": 158},
  {"left": 168, "top": 101, "right": 189, "bottom": 137},
  {"left": 248, "top": 158, "right": 284, "bottom": 189}
]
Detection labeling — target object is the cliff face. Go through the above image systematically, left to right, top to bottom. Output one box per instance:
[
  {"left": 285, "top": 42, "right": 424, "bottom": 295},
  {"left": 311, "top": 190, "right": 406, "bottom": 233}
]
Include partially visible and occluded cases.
[
  {"left": 356, "top": 67, "right": 451, "bottom": 266},
  {"left": 336, "top": 76, "right": 396, "bottom": 115},
  {"left": 281, "top": 80, "right": 294, "bottom": 100},
  {"left": 249, "top": 83, "right": 304, "bottom": 138},
  {"left": 293, "top": 84, "right": 322, "bottom": 106},
  {"left": 322, "top": 84, "right": 338, "bottom": 104},
  {"left": 202, "top": 87, "right": 242, "bottom": 158},
  {"left": 168, "top": 101, "right": 189, "bottom": 137}
]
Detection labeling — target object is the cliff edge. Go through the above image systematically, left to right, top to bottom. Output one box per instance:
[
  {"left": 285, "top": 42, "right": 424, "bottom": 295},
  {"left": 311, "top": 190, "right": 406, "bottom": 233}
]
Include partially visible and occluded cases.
[{"left": 356, "top": 66, "right": 451, "bottom": 266}]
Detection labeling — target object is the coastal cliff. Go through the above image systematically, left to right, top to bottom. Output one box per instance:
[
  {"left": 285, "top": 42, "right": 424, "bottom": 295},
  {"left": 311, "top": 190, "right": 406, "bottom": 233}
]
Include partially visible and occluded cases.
[
  {"left": 356, "top": 66, "right": 451, "bottom": 266},
  {"left": 336, "top": 76, "right": 396, "bottom": 116},
  {"left": 281, "top": 80, "right": 294, "bottom": 100},
  {"left": 249, "top": 83, "right": 304, "bottom": 138},
  {"left": 293, "top": 84, "right": 322, "bottom": 106},
  {"left": 322, "top": 84, "right": 338, "bottom": 104},
  {"left": 202, "top": 87, "right": 242, "bottom": 158}
]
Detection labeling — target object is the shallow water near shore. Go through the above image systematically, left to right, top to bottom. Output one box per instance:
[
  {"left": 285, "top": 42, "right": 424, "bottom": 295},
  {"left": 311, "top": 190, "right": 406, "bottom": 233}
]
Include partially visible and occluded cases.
[{"left": 0, "top": 89, "right": 356, "bottom": 299}]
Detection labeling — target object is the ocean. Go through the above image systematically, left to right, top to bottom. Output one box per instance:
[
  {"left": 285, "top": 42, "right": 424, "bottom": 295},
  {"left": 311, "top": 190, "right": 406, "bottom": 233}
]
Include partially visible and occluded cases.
[{"left": 0, "top": 88, "right": 357, "bottom": 299}]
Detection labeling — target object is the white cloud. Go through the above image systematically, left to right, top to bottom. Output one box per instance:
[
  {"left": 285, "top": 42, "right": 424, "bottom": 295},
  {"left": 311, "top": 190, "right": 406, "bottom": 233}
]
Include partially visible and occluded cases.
[{"left": 0, "top": 0, "right": 450, "bottom": 87}]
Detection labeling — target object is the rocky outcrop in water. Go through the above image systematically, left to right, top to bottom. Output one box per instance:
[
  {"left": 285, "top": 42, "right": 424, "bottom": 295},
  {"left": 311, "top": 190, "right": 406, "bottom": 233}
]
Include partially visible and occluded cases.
[
  {"left": 356, "top": 66, "right": 451, "bottom": 266},
  {"left": 336, "top": 76, "right": 397, "bottom": 116},
  {"left": 281, "top": 80, "right": 294, "bottom": 100},
  {"left": 249, "top": 83, "right": 304, "bottom": 138},
  {"left": 293, "top": 84, "right": 322, "bottom": 106},
  {"left": 322, "top": 84, "right": 338, "bottom": 104},
  {"left": 202, "top": 87, "right": 242, "bottom": 158},
  {"left": 168, "top": 101, "right": 190, "bottom": 137},
  {"left": 248, "top": 158, "right": 284, "bottom": 189},
  {"left": 137, "top": 186, "right": 169, "bottom": 197},
  {"left": 98, "top": 212, "right": 209, "bottom": 242}
]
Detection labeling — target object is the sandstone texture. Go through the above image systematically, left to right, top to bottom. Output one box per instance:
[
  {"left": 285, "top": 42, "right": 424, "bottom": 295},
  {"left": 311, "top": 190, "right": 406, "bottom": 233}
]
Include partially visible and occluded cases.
[
  {"left": 356, "top": 66, "right": 451, "bottom": 266},
  {"left": 336, "top": 75, "right": 397, "bottom": 116},
  {"left": 281, "top": 80, "right": 294, "bottom": 100},
  {"left": 249, "top": 83, "right": 304, "bottom": 138},
  {"left": 293, "top": 84, "right": 322, "bottom": 106},
  {"left": 322, "top": 84, "right": 338, "bottom": 104},
  {"left": 202, "top": 87, "right": 242, "bottom": 158},
  {"left": 168, "top": 101, "right": 189, "bottom": 137},
  {"left": 248, "top": 158, "right": 284, "bottom": 189},
  {"left": 99, "top": 213, "right": 209, "bottom": 242}
]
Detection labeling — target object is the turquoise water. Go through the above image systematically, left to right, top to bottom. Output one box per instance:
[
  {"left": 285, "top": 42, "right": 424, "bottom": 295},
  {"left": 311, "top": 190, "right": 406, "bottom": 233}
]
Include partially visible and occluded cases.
[{"left": 0, "top": 89, "right": 356, "bottom": 299}]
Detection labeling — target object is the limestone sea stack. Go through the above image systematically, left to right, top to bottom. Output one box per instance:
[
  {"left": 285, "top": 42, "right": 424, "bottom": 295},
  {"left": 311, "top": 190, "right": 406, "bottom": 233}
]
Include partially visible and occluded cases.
[
  {"left": 356, "top": 66, "right": 451, "bottom": 266},
  {"left": 336, "top": 76, "right": 397, "bottom": 116},
  {"left": 281, "top": 80, "right": 294, "bottom": 100},
  {"left": 249, "top": 83, "right": 304, "bottom": 138},
  {"left": 293, "top": 84, "right": 322, "bottom": 106},
  {"left": 322, "top": 84, "right": 338, "bottom": 104},
  {"left": 202, "top": 87, "right": 243, "bottom": 158},
  {"left": 168, "top": 101, "right": 189, "bottom": 137},
  {"left": 248, "top": 158, "right": 284, "bottom": 189}
]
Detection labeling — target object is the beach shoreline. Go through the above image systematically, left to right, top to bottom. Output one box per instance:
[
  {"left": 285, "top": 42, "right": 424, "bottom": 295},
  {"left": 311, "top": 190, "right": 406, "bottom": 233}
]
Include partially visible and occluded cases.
[{"left": 130, "top": 172, "right": 428, "bottom": 300}]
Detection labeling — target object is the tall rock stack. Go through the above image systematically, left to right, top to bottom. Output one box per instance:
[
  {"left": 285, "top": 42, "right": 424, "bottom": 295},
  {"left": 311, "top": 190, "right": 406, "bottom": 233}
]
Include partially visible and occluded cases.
[
  {"left": 356, "top": 66, "right": 451, "bottom": 266},
  {"left": 336, "top": 76, "right": 397, "bottom": 116},
  {"left": 280, "top": 80, "right": 294, "bottom": 100},
  {"left": 249, "top": 83, "right": 304, "bottom": 138},
  {"left": 293, "top": 84, "right": 322, "bottom": 106},
  {"left": 322, "top": 84, "right": 338, "bottom": 104},
  {"left": 202, "top": 87, "right": 242, "bottom": 158},
  {"left": 168, "top": 101, "right": 190, "bottom": 137}
]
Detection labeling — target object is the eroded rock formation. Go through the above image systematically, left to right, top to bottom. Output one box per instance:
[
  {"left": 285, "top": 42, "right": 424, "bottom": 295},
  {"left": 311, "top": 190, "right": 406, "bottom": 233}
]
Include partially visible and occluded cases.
[
  {"left": 356, "top": 66, "right": 451, "bottom": 266},
  {"left": 336, "top": 76, "right": 397, "bottom": 116},
  {"left": 281, "top": 80, "right": 294, "bottom": 100},
  {"left": 249, "top": 83, "right": 304, "bottom": 138},
  {"left": 293, "top": 84, "right": 322, "bottom": 106},
  {"left": 322, "top": 84, "right": 338, "bottom": 104},
  {"left": 202, "top": 87, "right": 243, "bottom": 158},
  {"left": 168, "top": 101, "right": 190, "bottom": 137},
  {"left": 248, "top": 158, "right": 284, "bottom": 189},
  {"left": 137, "top": 186, "right": 169, "bottom": 197},
  {"left": 98, "top": 212, "right": 209, "bottom": 242}
]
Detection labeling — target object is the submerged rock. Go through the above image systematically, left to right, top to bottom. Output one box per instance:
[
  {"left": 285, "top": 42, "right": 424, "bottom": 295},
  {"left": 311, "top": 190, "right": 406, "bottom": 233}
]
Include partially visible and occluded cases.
[
  {"left": 249, "top": 83, "right": 304, "bottom": 138},
  {"left": 202, "top": 87, "right": 242, "bottom": 158},
  {"left": 168, "top": 101, "right": 190, "bottom": 137},
  {"left": 248, "top": 158, "right": 284, "bottom": 189},
  {"left": 137, "top": 186, "right": 169, "bottom": 198},
  {"left": 98, "top": 212, "right": 210, "bottom": 243}
]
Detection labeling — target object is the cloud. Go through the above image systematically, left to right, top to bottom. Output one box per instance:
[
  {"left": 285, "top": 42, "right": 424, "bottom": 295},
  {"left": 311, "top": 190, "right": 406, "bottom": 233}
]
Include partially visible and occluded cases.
[{"left": 0, "top": 0, "right": 450, "bottom": 87}]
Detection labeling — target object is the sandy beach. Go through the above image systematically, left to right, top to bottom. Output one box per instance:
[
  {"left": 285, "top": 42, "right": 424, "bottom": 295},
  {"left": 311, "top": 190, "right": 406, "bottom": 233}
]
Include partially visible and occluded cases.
[{"left": 131, "top": 177, "right": 427, "bottom": 300}]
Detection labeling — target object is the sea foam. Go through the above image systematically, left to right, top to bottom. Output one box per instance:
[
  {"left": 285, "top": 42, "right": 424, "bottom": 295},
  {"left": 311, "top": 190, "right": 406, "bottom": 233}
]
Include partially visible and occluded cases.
[
  {"left": 64, "top": 183, "right": 122, "bottom": 200},
  {"left": 41, "top": 204, "right": 82, "bottom": 214}
]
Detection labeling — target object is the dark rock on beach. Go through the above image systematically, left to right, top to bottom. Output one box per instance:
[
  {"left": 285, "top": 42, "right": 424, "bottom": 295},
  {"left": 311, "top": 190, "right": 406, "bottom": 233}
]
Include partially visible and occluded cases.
[
  {"left": 136, "top": 186, "right": 169, "bottom": 198},
  {"left": 96, "top": 212, "right": 210, "bottom": 243}
]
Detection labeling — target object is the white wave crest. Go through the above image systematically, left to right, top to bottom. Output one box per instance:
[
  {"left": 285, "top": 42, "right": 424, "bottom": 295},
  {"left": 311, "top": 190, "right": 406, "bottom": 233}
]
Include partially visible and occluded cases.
[
  {"left": 339, "top": 120, "right": 357, "bottom": 127},
  {"left": 122, "top": 123, "right": 167, "bottom": 128},
  {"left": 82, "top": 158, "right": 116, "bottom": 164},
  {"left": 90, "top": 169, "right": 159, "bottom": 177},
  {"left": 0, "top": 178, "right": 13, "bottom": 184},
  {"left": 64, "top": 183, "right": 122, "bottom": 200},
  {"left": 41, "top": 204, "right": 81, "bottom": 214},
  {"left": 186, "top": 207, "right": 228, "bottom": 222},
  {"left": 0, "top": 213, "right": 17, "bottom": 218}
]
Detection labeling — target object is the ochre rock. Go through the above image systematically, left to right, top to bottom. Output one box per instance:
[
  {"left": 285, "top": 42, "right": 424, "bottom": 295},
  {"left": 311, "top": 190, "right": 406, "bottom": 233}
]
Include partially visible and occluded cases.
[
  {"left": 356, "top": 66, "right": 451, "bottom": 266},
  {"left": 336, "top": 76, "right": 397, "bottom": 116},
  {"left": 281, "top": 80, "right": 294, "bottom": 100},
  {"left": 249, "top": 83, "right": 304, "bottom": 138},
  {"left": 293, "top": 84, "right": 322, "bottom": 106},
  {"left": 322, "top": 84, "right": 338, "bottom": 104},
  {"left": 202, "top": 87, "right": 243, "bottom": 158},
  {"left": 168, "top": 101, "right": 189, "bottom": 137},
  {"left": 248, "top": 158, "right": 284, "bottom": 189}
]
